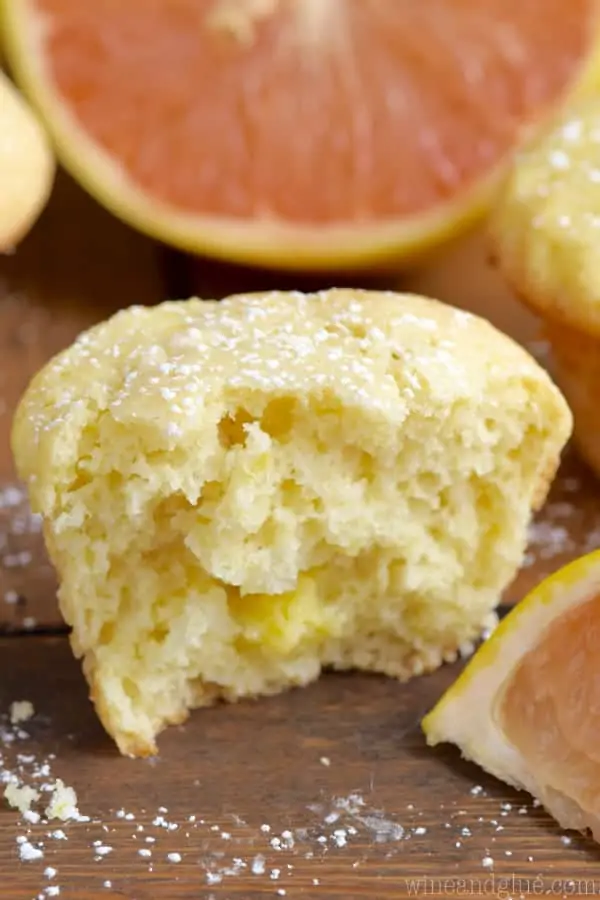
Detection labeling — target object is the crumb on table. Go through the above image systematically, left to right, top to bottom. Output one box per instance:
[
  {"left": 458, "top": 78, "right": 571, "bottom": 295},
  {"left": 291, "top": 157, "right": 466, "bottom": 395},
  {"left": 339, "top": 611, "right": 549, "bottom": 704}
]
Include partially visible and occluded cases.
[{"left": 9, "top": 700, "right": 34, "bottom": 725}]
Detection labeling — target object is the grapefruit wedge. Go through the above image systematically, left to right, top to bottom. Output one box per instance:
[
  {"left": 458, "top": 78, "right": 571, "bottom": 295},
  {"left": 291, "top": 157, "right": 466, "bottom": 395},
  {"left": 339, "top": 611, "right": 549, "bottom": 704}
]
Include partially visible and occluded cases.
[
  {"left": 2, "top": 1, "right": 600, "bottom": 270},
  {"left": 423, "top": 550, "right": 600, "bottom": 841}
]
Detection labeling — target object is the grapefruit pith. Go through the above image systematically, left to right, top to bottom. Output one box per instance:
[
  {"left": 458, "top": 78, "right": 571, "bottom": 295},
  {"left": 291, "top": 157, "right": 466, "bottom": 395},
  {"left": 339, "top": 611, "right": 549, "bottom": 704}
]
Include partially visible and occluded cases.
[
  {"left": 2, "top": 0, "right": 600, "bottom": 271},
  {"left": 423, "top": 549, "right": 600, "bottom": 841}
]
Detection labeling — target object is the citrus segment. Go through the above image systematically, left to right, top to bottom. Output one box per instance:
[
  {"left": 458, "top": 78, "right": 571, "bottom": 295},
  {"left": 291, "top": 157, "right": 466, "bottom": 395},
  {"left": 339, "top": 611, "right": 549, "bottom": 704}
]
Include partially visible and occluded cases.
[
  {"left": 2, "top": 0, "right": 600, "bottom": 268},
  {"left": 423, "top": 549, "right": 600, "bottom": 839},
  {"left": 500, "top": 596, "right": 600, "bottom": 803}
]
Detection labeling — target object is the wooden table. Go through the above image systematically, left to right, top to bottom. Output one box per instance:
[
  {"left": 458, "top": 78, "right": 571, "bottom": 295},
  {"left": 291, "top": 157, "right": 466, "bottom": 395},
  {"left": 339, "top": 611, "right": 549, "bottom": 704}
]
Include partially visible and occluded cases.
[{"left": 1, "top": 174, "right": 600, "bottom": 900}]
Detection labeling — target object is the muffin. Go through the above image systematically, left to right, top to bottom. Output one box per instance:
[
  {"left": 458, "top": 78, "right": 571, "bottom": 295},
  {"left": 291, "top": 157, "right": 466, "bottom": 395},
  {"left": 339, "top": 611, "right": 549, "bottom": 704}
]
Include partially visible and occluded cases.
[
  {"left": 0, "top": 71, "right": 54, "bottom": 249},
  {"left": 490, "top": 96, "right": 600, "bottom": 476},
  {"left": 12, "top": 289, "right": 571, "bottom": 756}
]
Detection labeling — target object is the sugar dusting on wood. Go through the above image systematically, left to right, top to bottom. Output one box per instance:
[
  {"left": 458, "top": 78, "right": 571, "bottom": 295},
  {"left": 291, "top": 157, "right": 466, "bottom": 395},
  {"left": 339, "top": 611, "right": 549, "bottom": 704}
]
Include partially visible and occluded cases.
[
  {"left": 0, "top": 482, "right": 51, "bottom": 632},
  {"left": 0, "top": 484, "right": 42, "bottom": 566},
  {"left": 525, "top": 489, "right": 600, "bottom": 568},
  {"left": 0, "top": 695, "right": 410, "bottom": 896},
  {"left": 0, "top": 702, "right": 89, "bottom": 898},
  {"left": 0, "top": 718, "right": 585, "bottom": 899}
]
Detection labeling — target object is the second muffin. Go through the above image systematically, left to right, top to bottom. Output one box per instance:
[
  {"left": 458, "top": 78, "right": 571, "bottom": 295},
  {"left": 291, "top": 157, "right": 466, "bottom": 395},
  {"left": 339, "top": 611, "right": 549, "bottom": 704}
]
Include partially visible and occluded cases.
[{"left": 491, "top": 96, "right": 600, "bottom": 477}]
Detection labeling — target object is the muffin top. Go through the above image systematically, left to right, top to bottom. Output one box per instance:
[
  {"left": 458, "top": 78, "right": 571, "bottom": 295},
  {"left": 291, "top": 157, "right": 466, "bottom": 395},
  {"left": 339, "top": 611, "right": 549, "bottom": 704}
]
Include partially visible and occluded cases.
[
  {"left": 492, "top": 96, "right": 600, "bottom": 336},
  {"left": 12, "top": 288, "right": 568, "bottom": 522}
]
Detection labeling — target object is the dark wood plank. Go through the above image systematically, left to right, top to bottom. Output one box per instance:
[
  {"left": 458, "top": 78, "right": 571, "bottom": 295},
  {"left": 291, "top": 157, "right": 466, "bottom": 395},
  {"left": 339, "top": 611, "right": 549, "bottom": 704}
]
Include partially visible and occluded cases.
[
  {"left": 0, "top": 171, "right": 168, "bottom": 631},
  {"left": 1, "top": 636, "right": 599, "bottom": 900}
]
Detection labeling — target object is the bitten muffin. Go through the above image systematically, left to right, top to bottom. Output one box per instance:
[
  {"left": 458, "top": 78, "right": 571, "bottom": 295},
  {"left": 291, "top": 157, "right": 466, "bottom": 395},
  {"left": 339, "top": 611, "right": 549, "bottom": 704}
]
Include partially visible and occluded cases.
[
  {"left": 490, "top": 96, "right": 600, "bottom": 477},
  {"left": 12, "top": 289, "right": 571, "bottom": 757}
]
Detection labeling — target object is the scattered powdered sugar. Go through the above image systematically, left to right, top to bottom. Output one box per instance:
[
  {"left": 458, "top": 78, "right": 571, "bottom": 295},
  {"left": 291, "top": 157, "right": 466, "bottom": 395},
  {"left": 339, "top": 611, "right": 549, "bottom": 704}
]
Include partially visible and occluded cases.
[
  {"left": 525, "top": 339, "right": 552, "bottom": 367},
  {"left": 522, "top": 469, "right": 600, "bottom": 569},
  {"left": 0, "top": 482, "right": 50, "bottom": 630},
  {"left": 0, "top": 484, "right": 43, "bottom": 556},
  {"left": 526, "top": 520, "right": 573, "bottom": 561},
  {"left": 0, "top": 692, "right": 588, "bottom": 893},
  {"left": 0, "top": 699, "right": 412, "bottom": 896},
  {"left": 0, "top": 704, "right": 88, "bottom": 896},
  {"left": 3, "top": 771, "right": 413, "bottom": 895},
  {"left": 318, "top": 792, "right": 405, "bottom": 844},
  {"left": 19, "top": 838, "right": 44, "bottom": 862}
]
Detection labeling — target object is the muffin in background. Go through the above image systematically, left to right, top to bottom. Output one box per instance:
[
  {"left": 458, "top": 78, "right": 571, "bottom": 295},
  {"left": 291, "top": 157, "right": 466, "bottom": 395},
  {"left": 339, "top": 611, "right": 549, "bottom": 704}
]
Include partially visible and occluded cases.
[{"left": 491, "top": 96, "right": 600, "bottom": 478}]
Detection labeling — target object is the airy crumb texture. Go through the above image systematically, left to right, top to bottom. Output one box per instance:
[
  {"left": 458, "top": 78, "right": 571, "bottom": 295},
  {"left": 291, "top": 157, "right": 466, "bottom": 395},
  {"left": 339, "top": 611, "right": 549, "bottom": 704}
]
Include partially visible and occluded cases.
[
  {"left": 491, "top": 96, "right": 600, "bottom": 337},
  {"left": 12, "top": 289, "right": 572, "bottom": 756},
  {"left": 9, "top": 700, "right": 34, "bottom": 725},
  {"left": 44, "top": 779, "right": 79, "bottom": 821},
  {"left": 4, "top": 782, "right": 40, "bottom": 815}
]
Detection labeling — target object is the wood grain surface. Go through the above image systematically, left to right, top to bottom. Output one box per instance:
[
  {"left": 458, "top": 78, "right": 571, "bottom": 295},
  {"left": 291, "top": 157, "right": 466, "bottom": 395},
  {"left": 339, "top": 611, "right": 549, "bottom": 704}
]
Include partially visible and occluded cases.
[
  {"left": 1, "top": 177, "right": 600, "bottom": 898},
  {"left": 3, "top": 638, "right": 600, "bottom": 900}
]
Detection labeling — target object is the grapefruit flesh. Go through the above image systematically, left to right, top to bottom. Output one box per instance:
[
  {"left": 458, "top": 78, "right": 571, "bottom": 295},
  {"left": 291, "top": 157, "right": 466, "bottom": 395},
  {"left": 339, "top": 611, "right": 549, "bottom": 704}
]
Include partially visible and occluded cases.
[
  {"left": 3, "top": 0, "right": 600, "bottom": 268},
  {"left": 422, "top": 549, "right": 600, "bottom": 840},
  {"left": 499, "top": 595, "right": 600, "bottom": 816}
]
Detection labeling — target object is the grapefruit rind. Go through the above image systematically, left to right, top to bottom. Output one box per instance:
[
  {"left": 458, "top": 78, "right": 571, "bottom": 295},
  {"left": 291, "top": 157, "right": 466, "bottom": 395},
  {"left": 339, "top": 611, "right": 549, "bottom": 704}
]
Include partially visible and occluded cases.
[
  {"left": 2, "top": 2, "right": 600, "bottom": 270},
  {"left": 422, "top": 548, "right": 600, "bottom": 824}
]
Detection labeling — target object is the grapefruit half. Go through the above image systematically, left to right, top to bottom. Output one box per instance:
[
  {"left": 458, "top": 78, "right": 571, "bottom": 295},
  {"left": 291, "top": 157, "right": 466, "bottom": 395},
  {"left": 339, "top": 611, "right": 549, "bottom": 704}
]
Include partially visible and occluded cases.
[
  {"left": 2, "top": 0, "right": 600, "bottom": 271},
  {"left": 423, "top": 549, "right": 600, "bottom": 841}
]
